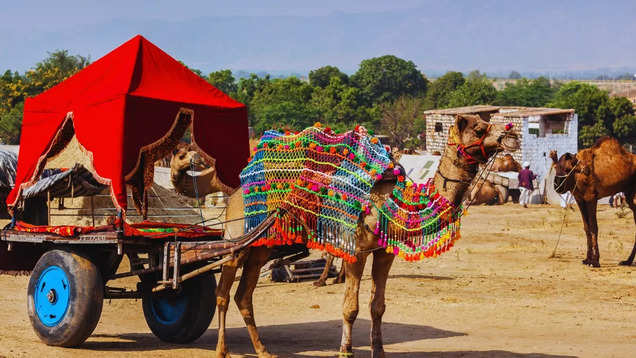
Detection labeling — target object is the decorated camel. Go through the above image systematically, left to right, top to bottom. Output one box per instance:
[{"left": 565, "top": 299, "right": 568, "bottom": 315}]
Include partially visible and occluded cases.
[
  {"left": 171, "top": 115, "right": 518, "bottom": 358},
  {"left": 551, "top": 137, "right": 636, "bottom": 267}
]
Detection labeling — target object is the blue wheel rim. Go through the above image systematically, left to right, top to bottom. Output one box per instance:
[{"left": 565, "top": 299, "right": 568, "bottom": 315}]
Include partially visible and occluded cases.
[
  {"left": 34, "top": 265, "right": 71, "bottom": 327},
  {"left": 150, "top": 293, "right": 187, "bottom": 325}
]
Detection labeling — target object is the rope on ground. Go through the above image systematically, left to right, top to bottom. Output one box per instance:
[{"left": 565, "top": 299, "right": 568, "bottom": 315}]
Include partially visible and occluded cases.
[{"left": 549, "top": 209, "right": 568, "bottom": 258}]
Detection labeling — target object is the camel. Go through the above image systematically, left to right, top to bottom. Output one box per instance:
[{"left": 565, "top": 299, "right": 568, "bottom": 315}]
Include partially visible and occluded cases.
[
  {"left": 171, "top": 115, "right": 518, "bottom": 358},
  {"left": 550, "top": 136, "right": 636, "bottom": 267},
  {"left": 169, "top": 147, "right": 234, "bottom": 198},
  {"left": 468, "top": 153, "right": 521, "bottom": 205},
  {"left": 491, "top": 153, "right": 522, "bottom": 172}
]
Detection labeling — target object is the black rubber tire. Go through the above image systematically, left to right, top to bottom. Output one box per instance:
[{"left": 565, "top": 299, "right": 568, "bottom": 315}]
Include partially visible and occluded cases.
[
  {"left": 27, "top": 249, "right": 104, "bottom": 347},
  {"left": 141, "top": 272, "right": 216, "bottom": 343}
]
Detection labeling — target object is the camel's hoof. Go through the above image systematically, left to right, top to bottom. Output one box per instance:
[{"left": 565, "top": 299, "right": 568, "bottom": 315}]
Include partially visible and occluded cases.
[
  {"left": 582, "top": 258, "right": 592, "bottom": 265},
  {"left": 619, "top": 260, "right": 633, "bottom": 266},
  {"left": 332, "top": 276, "right": 345, "bottom": 284},
  {"left": 313, "top": 280, "right": 327, "bottom": 287},
  {"left": 371, "top": 349, "right": 386, "bottom": 358}
]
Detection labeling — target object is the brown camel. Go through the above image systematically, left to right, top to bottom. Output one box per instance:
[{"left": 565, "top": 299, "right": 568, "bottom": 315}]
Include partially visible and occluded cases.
[
  {"left": 171, "top": 115, "right": 518, "bottom": 358},
  {"left": 551, "top": 137, "right": 636, "bottom": 267},
  {"left": 169, "top": 147, "right": 234, "bottom": 198},
  {"left": 469, "top": 153, "right": 521, "bottom": 205},
  {"left": 491, "top": 153, "right": 522, "bottom": 172},
  {"left": 468, "top": 179, "right": 505, "bottom": 205}
]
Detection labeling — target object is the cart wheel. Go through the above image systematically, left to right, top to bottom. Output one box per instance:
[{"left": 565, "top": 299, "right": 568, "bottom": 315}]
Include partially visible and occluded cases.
[
  {"left": 27, "top": 249, "right": 104, "bottom": 347},
  {"left": 142, "top": 272, "right": 216, "bottom": 343}
]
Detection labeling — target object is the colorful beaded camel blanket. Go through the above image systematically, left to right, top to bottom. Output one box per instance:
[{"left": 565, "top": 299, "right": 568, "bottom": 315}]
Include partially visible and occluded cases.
[
  {"left": 241, "top": 124, "right": 391, "bottom": 262},
  {"left": 241, "top": 124, "right": 463, "bottom": 262},
  {"left": 374, "top": 176, "right": 463, "bottom": 261}
]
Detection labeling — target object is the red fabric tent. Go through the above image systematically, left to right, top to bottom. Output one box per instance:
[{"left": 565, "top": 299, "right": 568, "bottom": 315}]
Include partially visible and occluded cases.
[{"left": 7, "top": 35, "right": 249, "bottom": 212}]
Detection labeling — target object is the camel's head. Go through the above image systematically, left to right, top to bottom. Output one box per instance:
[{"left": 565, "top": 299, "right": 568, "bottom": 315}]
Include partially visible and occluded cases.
[
  {"left": 451, "top": 114, "right": 520, "bottom": 164},
  {"left": 170, "top": 146, "right": 208, "bottom": 173},
  {"left": 551, "top": 150, "right": 578, "bottom": 194}
]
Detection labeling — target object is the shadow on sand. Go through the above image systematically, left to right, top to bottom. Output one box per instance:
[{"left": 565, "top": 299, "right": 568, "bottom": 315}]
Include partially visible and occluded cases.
[{"left": 83, "top": 319, "right": 574, "bottom": 357}]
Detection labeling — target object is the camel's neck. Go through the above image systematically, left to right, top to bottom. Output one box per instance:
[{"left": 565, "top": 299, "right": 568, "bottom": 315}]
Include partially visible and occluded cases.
[
  {"left": 433, "top": 144, "right": 479, "bottom": 207},
  {"left": 171, "top": 166, "right": 236, "bottom": 197}
]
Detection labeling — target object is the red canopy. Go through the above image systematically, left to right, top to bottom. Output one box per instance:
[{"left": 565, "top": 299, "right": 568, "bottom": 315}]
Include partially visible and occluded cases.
[{"left": 8, "top": 35, "right": 249, "bottom": 212}]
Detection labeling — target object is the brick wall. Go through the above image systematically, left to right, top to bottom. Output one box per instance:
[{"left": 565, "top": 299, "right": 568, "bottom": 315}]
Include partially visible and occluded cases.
[{"left": 424, "top": 114, "right": 455, "bottom": 154}]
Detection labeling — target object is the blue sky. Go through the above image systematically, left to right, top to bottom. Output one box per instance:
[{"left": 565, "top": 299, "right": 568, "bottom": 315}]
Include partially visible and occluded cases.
[{"left": 1, "top": 1, "right": 635, "bottom": 75}]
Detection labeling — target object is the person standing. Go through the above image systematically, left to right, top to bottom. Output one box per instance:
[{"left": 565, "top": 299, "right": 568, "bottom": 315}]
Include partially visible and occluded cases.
[{"left": 518, "top": 161, "right": 536, "bottom": 208}]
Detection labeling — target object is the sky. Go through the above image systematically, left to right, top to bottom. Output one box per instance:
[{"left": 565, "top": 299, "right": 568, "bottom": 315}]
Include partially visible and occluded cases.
[{"left": 1, "top": 0, "right": 635, "bottom": 75}]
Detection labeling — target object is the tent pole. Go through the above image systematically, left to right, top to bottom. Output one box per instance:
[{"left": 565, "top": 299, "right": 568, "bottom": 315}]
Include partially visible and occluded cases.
[
  {"left": 47, "top": 191, "right": 51, "bottom": 225},
  {"left": 91, "top": 195, "right": 96, "bottom": 226}
]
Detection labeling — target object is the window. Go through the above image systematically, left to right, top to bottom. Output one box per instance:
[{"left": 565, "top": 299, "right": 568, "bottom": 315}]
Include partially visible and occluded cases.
[{"left": 434, "top": 122, "right": 443, "bottom": 133}]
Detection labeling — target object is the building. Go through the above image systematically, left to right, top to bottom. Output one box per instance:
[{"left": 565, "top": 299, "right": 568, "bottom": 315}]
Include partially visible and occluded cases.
[{"left": 424, "top": 105, "right": 578, "bottom": 180}]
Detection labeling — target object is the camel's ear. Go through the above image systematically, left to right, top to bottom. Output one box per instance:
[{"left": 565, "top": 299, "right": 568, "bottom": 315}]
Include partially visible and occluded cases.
[
  {"left": 455, "top": 115, "right": 469, "bottom": 133},
  {"left": 549, "top": 150, "right": 558, "bottom": 164}
]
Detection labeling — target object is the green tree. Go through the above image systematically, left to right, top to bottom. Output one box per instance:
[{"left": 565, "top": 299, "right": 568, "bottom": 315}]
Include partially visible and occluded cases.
[
  {"left": 24, "top": 50, "right": 89, "bottom": 95},
  {"left": 351, "top": 55, "right": 428, "bottom": 105},
  {"left": 308, "top": 65, "right": 348, "bottom": 88},
  {"left": 207, "top": 69, "right": 237, "bottom": 96},
  {"left": 424, "top": 71, "right": 465, "bottom": 109},
  {"left": 447, "top": 73, "right": 497, "bottom": 107},
  {"left": 249, "top": 77, "right": 315, "bottom": 133},
  {"left": 309, "top": 77, "right": 370, "bottom": 131},
  {"left": 494, "top": 77, "right": 557, "bottom": 107},
  {"left": 548, "top": 81, "right": 608, "bottom": 127},
  {"left": 379, "top": 95, "right": 425, "bottom": 150},
  {"left": 0, "top": 101, "right": 24, "bottom": 144},
  {"left": 253, "top": 101, "right": 317, "bottom": 134},
  {"left": 613, "top": 115, "right": 636, "bottom": 143},
  {"left": 579, "top": 119, "right": 610, "bottom": 147}
]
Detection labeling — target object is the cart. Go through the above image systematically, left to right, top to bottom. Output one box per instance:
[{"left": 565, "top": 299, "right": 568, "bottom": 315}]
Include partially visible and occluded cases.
[
  {"left": 0, "top": 35, "right": 263, "bottom": 347},
  {"left": 1, "top": 214, "right": 275, "bottom": 346}
]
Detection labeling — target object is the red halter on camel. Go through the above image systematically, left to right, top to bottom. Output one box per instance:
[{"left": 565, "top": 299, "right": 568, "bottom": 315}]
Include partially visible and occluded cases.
[{"left": 447, "top": 123, "right": 493, "bottom": 164}]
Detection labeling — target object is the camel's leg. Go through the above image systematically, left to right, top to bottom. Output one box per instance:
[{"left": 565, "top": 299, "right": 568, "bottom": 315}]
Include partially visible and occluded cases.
[
  {"left": 620, "top": 191, "right": 636, "bottom": 266},
  {"left": 574, "top": 197, "right": 593, "bottom": 265},
  {"left": 585, "top": 201, "right": 601, "bottom": 267},
  {"left": 234, "top": 246, "right": 275, "bottom": 358},
  {"left": 369, "top": 249, "right": 395, "bottom": 358},
  {"left": 215, "top": 254, "right": 244, "bottom": 358},
  {"left": 313, "top": 254, "right": 334, "bottom": 287},
  {"left": 340, "top": 254, "right": 368, "bottom": 356},
  {"left": 332, "top": 259, "right": 346, "bottom": 284}
]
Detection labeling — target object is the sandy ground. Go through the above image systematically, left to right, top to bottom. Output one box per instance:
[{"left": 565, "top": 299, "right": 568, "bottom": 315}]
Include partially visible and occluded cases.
[{"left": 0, "top": 203, "right": 634, "bottom": 358}]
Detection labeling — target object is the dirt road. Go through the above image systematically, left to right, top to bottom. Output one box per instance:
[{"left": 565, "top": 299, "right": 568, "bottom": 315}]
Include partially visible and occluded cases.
[{"left": 1, "top": 204, "right": 634, "bottom": 357}]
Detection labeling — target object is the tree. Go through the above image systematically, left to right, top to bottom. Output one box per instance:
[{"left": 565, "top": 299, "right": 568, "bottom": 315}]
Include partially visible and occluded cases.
[
  {"left": 24, "top": 50, "right": 89, "bottom": 95},
  {"left": 351, "top": 55, "right": 428, "bottom": 105},
  {"left": 308, "top": 66, "right": 348, "bottom": 88},
  {"left": 207, "top": 69, "right": 237, "bottom": 96},
  {"left": 424, "top": 71, "right": 465, "bottom": 109},
  {"left": 508, "top": 71, "right": 522, "bottom": 79},
  {"left": 447, "top": 73, "right": 497, "bottom": 107},
  {"left": 249, "top": 77, "right": 315, "bottom": 133},
  {"left": 309, "top": 77, "right": 372, "bottom": 131},
  {"left": 494, "top": 77, "right": 557, "bottom": 107},
  {"left": 548, "top": 81, "right": 608, "bottom": 128},
  {"left": 379, "top": 96, "right": 425, "bottom": 150},
  {"left": 0, "top": 101, "right": 23, "bottom": 144},
  {"left": 253, "top": 101, "right": 317, "bottom": 134},
  {"left": 612, "top": 115, "right": 636, "bottom": 143},
  {"left": 579, "top": 119, "right": 610, "bottom": 147}
]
